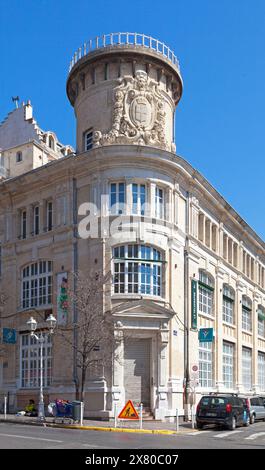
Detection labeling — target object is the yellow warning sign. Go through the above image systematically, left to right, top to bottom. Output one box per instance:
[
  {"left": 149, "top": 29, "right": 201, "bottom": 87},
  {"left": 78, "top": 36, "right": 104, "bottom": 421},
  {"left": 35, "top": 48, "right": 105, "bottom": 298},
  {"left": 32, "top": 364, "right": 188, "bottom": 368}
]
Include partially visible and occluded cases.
[{"left": 118, "top": 400, "right": 139, "bottom": 420}]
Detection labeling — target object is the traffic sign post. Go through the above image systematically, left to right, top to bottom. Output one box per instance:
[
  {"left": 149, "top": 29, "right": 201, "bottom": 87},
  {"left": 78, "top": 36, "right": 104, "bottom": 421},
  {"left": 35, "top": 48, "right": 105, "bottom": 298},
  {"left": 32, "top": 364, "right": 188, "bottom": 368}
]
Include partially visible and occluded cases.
[{"left": 118, "top": 400, "right": 139, "bottom": 420}]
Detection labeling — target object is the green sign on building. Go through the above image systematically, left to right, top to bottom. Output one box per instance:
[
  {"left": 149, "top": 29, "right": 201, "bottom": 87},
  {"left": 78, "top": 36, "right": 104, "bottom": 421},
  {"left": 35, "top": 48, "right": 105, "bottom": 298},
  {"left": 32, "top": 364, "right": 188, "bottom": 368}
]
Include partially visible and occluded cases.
[
  {"left": 191, "top": 280, "right": 197, "bottom": 330},
  {"left": 198, "top": 328, "right": 214, "bottom": 342}
]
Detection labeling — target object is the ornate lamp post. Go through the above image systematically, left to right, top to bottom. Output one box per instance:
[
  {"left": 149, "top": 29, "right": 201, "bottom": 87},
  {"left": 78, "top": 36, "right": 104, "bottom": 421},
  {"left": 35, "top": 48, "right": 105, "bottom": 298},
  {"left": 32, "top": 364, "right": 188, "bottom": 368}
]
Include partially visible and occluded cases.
[{"left": 26, "top": 314, "right": 57, "bottom": 421}]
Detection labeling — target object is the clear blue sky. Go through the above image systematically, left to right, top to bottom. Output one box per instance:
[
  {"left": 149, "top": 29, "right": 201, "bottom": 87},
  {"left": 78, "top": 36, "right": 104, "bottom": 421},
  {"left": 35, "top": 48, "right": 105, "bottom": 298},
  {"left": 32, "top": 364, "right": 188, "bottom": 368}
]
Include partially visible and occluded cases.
[{"left": 1, "top": 0, "right": 264, "bottom": 240}]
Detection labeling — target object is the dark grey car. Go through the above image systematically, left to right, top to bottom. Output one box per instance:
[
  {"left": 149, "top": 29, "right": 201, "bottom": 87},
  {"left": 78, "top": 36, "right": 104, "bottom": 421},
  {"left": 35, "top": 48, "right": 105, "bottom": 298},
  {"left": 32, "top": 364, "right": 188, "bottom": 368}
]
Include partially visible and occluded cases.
[{"left": 196, "top": 394, "right": 250, "bottom": 430}]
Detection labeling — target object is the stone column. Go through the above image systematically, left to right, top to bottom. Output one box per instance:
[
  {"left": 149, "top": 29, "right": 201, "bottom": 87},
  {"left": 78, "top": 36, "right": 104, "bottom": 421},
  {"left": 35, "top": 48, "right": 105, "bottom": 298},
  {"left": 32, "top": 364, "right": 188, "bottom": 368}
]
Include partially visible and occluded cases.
[
  {"left": 150, "top": 182, "right": 156, "bottom": 218},
  {"left": 219, "top": 223, "right": 224, "bottom": 258},
  {"left": 215, "top": 267, "right": 225, "bottom": 391},
  {"left": 236, "top": 280, "right": 244, "bottom": 392},
  {"left": 252, "top": 292, "right": 260, "bottom": 393},
  {"left": 156, "top": 325, "right": 169, "bottom": 419},
  {"left": 112, "top": 326, "right": 124, "bottom": 414}
]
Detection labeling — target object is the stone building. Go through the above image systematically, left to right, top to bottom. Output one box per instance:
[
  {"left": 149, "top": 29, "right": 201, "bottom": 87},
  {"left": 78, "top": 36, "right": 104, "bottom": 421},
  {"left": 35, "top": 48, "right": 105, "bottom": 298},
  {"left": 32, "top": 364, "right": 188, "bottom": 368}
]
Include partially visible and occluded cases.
[{"left": 0, "top": 33, "right": 264, "bottom": 420}]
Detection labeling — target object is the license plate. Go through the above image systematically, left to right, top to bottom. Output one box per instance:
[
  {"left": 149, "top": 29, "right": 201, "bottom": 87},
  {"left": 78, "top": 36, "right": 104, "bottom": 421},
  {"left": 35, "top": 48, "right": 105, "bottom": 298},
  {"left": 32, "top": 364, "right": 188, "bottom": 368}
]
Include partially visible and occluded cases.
[{"left": 206, "top": 412, "right": 216, "bottom": 417}]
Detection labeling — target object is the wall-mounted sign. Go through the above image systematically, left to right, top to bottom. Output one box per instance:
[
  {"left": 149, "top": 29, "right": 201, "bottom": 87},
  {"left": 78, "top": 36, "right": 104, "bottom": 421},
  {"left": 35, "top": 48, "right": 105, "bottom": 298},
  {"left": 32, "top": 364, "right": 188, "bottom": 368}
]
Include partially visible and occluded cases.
[
  {"left": 57, "top": 272, "right": 68, "bottom": 325},
  {"left": 191, "top": 280, "right": 197, "bottom": 330},
  {"left": 3, "top": 328, "right": 16, "bottom": 344},
  {"left": 198, "top": 328, "right": 214, "bottom": 342}
]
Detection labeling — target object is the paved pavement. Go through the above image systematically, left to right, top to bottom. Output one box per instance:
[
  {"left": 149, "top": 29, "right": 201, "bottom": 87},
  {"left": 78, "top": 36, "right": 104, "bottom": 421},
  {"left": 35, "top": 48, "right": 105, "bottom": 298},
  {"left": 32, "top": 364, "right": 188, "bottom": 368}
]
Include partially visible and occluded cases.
[
  {"left": 0, "top": 413, "right": 193, "bottom": 434},
  {"left": 0, "top": 420, "right": 265, "bottom": 449}
]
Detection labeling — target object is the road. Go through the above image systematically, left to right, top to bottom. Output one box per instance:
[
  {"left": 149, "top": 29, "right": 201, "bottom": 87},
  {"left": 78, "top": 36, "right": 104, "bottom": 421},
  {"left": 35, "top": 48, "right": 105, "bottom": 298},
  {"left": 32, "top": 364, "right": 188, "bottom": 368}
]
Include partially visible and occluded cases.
[{"left": 0, "top": 421, "right": 265, "bottom": 449}]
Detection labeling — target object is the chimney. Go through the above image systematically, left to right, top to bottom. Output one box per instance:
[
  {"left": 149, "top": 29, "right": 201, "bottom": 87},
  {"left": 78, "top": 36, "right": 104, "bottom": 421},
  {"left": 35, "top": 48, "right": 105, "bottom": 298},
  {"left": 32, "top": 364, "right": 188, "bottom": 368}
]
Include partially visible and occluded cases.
[{"left": 24, "top": 100, "right": 33, "bottom": 121}]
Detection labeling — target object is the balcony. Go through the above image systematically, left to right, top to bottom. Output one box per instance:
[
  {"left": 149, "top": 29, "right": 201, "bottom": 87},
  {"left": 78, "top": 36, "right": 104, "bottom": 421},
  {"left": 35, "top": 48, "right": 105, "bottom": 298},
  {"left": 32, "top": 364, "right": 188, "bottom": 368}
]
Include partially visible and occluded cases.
[{"left": 69, "top": 32, "right": 180, "bottom": 73}]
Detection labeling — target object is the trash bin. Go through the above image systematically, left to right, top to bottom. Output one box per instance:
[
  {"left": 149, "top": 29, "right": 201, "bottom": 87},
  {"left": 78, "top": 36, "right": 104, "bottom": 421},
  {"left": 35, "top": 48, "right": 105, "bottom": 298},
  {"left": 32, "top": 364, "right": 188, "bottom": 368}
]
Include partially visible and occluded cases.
[{"left": 71, "top": 401, "right": 82, "bottom": 421}]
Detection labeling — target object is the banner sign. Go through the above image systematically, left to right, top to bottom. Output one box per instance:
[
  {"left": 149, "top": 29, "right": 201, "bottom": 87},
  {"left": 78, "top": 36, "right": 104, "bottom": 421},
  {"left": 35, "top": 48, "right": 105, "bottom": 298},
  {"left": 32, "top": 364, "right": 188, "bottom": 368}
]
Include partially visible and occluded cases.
[
  {"left": 57, "top": 272, "right": 68, "bottom": 325},
  {"left": 191, "top": 280, "right": 197, "bottom": 329},
  {"left": 3, "top": 328, "right": 16, "bottom": 344},
  {"left": 198, "top": 328, "right": 214, "bottom": 342}
]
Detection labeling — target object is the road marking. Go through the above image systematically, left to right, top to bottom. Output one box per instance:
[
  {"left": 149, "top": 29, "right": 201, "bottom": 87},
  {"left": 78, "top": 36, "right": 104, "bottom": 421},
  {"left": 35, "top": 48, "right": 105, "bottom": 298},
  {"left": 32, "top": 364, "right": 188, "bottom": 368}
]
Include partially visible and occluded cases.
[
  {"left": 213, "top": 430, "right": 243, "bottom": 438},
  {"left": 185, "top": 431, "right": 211, "bottom": 436},
  {"left": 245, "top": 432, "right": 265, "bottom": 440},
  {"left": 0, "top": 433, "right": 62, "bottom": 443},
  {"left": 82, "top": 444, "right": 108, "bottom": 448}
]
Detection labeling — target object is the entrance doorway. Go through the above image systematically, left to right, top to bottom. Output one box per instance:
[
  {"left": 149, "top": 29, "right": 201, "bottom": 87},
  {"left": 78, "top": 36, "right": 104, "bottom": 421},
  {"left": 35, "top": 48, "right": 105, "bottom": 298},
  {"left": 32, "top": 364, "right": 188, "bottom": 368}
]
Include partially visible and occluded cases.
[{"left": 124, "top": 338, "right": 151, "bottom": 408}]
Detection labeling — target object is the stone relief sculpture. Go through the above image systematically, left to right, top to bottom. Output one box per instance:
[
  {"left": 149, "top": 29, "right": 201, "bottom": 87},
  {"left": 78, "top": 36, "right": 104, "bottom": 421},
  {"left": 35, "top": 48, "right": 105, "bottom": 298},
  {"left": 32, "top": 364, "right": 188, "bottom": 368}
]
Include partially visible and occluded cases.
[{"left": 93, "top": 71, "right": 169, "bottom": 150}]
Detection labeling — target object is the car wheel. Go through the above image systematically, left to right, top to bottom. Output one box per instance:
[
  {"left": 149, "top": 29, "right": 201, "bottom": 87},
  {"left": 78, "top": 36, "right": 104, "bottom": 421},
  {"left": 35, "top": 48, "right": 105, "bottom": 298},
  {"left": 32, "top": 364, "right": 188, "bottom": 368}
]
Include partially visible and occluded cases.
[
  {"left": 250, "top": 414, "right": 255, "bottom": 425},
  {"left": 228, "top": 416, "right": 236, "bottom": 430}
]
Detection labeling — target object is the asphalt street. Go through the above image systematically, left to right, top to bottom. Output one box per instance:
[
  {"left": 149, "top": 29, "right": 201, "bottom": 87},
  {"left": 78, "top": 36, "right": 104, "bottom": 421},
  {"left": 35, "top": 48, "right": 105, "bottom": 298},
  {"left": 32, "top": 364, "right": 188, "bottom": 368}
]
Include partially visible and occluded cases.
[{"left": 0, "top": 421, "right": 265, "bottom": 449}]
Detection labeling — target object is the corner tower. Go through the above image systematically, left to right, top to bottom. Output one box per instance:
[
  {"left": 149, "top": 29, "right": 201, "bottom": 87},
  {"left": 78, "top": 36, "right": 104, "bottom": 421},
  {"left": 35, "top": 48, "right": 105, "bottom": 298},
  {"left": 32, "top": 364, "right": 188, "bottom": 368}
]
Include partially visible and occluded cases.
[{"left": 67, "top": 33, "right": 183, "bottom": 153}]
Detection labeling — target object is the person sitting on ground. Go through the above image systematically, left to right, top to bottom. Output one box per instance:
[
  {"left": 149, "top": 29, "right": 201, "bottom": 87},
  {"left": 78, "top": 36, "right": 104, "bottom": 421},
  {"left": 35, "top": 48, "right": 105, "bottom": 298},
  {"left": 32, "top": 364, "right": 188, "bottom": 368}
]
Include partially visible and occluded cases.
[{"left": 25, "top": 399, "right": 37, "bottom": 417}]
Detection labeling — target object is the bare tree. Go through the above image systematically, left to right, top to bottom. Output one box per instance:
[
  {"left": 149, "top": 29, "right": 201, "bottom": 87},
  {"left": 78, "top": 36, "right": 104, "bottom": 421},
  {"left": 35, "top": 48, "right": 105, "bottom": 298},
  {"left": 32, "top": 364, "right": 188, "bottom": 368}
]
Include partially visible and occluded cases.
[{"left": 55, "top": 270, "right": 119, "bottom": 401}]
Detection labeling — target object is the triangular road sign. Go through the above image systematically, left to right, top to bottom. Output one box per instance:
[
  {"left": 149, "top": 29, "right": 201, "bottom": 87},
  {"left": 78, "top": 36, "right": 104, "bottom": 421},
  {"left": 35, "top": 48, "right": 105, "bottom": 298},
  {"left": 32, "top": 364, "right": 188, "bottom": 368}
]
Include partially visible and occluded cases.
[{"left": 118, "top": 400, "right": 139, "bottom": 420}]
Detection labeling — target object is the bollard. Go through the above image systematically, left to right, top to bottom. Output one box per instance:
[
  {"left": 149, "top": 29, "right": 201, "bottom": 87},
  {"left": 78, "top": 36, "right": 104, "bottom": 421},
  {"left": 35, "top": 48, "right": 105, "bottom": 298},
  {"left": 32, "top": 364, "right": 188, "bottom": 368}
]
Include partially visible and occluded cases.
[
  {"left": 4, "top": 396, "right": 7, "bottom": 420},
  {"left": 80, "top": 401, "right": 84, "bottom": 426},
  {"left": 114, "top": 403, "right": 117, "bottom": 428},
  {"left": 140, "top": 403, "right": 143, "bottom": 429},
  {"left": 191, "top": 405, "right": 195, "bottom": 429},
  {"left": 176, "top": 408, "right": 179, "bottom": 432}
]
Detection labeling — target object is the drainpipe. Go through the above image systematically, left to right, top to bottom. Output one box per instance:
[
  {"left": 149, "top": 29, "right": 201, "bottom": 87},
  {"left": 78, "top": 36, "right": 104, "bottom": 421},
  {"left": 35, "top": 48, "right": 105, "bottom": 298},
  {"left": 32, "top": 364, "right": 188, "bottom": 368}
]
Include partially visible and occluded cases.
[
  {"left": 72, "top": 177, "right": 79, "bottom": 398},
  {"left": 183, "top": 191, "right": 190, "bottom": 421}
]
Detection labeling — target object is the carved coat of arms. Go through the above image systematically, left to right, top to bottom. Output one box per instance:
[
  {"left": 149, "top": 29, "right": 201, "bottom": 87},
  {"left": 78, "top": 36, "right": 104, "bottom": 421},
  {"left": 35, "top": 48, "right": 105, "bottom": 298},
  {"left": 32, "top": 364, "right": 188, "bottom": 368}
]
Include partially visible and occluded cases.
[{"left": 93, "top": 71, "right": 169, "bottom": 149}]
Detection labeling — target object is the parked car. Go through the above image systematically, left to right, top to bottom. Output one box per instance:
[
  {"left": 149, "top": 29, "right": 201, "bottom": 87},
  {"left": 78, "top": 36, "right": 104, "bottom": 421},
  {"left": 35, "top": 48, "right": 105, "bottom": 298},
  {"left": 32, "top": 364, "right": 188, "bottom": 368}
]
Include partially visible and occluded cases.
[
  {"left": 196, "top": 394, "right": 250, "bottom": 430},
  {"left": 241, "top": 396, "right": 265, "bottom": 424}
]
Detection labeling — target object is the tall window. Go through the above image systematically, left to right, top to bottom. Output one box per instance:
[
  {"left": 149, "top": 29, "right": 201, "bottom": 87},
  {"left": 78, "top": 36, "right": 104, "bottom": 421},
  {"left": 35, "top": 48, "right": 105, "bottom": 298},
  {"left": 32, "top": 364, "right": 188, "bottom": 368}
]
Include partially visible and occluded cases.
[
  {"left": 84, "top": 129, "right": 93, "bottom": 151},
  {"left": 16, "top": 151, "right": 22, "bottom": 163},
  {"left": 110, "top": 182, "right": 125, "bottom": 215},
  {"left": 132, "top": 183, "right": 146, "bottom": 215},
  {"left": 155, "top": 186, "right": 164, "bottom": 219},
  {"left": 47, "top": 201, "right": 53, "bottom": 231},
  {"left": 34, "top": 206, "right": 40, "bottom": 235},
  {"left": 21, "top": 210, "right": 27, "bottom": 239},
  {"left": 0, "top": 244, "right": 2, "bottom": 277},
  {"left": 113, "top": 244, "right": 162, "bottom": 296},
  {"left": 22, "top": 261, "right": 52, "bottom": 309},
  {"left": 198, "top": 270, "right": 214, "bottom": 316},
  {"left": 223, "top": 285, "right": 235, "bottom": 324},
  {"left": 242, "top": 296, "right": 252, "bottom": 332},
  {"left": 258, "top": 306, "right": 265, "bottom": 338},
  {"left": 20, "top": 333, "right": 52, "bottom": 388},
  {"left": 223, "top": 341, "right": 234, "bottom": 388},
  {"left": 199, "top": 342, "right": 213, "bottom": 388},
  {"left": 242, "top": 347, "right": 252, "bottom": 391},
  {"left": 258, "top": 352, "right": 265, "bottom": 391}
]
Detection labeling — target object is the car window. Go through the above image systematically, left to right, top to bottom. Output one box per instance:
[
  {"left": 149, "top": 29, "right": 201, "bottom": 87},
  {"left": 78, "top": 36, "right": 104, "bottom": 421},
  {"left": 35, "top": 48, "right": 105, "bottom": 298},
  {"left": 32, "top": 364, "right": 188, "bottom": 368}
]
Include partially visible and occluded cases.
[
  {"left": 200, "top": 397, "right": 228, "bottom": 406},
  {"left": 258, "top": 397, "right": 264, "bottom": 406},
  {"left": 251, "top": 398, "right": 259, "bottom": 406}
]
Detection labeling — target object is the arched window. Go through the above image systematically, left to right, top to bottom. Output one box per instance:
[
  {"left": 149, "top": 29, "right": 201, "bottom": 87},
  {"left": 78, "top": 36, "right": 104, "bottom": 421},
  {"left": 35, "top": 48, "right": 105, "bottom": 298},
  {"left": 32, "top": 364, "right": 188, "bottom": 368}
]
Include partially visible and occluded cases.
[
  {"left": 48, "top": 135, "right": 55, "bottom": 150},
  {"left": 16, "top": 151, "right": 22, "bottom": 163},
  {"left": 113, "top": 244, "right": 162, "bottom": 296},
  {"left": 22, "top": 261, "right": 52, "bottom": 309},
  {"left": 198, "top": 270, "right": 214, "bottom": 316},
  {"left": 223, "top": 285, "right": 235, "bottom": 324},
  {"left": 242, "top": 296, "right": 252, "bottom": 332},
  {"left": 258, "top": 305, "right": 265, "bottom": 338}
]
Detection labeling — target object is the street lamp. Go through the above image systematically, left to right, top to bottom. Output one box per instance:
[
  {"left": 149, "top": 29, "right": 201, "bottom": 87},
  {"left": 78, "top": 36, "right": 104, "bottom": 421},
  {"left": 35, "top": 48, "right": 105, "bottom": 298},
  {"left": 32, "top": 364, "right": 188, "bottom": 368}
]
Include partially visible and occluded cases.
[{"left": 26, "top": 314, "right": 57, "bottom": 421}]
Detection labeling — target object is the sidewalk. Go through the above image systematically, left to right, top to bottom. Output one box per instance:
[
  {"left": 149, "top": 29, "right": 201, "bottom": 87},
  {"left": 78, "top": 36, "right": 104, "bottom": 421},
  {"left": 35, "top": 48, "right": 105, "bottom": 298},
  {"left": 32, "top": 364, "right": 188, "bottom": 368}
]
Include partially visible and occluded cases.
[{"left": 0, "top": 414, "right": 197, "bottom": 435}]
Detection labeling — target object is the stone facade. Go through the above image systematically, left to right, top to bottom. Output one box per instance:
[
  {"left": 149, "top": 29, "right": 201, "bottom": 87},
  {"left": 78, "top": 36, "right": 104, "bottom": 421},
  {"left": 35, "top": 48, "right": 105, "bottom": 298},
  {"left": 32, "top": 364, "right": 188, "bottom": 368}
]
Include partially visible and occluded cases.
[{"left": 0, "top": 33, "right": 264, "bottom": 420}]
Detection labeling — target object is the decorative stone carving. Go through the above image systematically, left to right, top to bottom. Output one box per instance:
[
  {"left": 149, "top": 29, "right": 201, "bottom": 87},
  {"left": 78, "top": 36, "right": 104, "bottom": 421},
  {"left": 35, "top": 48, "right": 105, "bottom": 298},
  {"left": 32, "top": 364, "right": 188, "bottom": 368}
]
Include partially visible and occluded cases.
[{"left": 94, "top": 71, "right": 169, "bottom": 150}]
